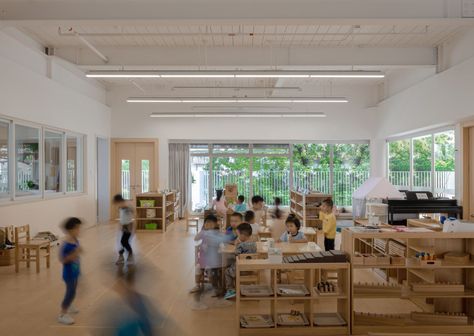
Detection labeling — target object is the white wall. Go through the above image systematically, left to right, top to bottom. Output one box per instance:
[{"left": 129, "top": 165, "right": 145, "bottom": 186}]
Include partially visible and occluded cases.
[
  {"left": 0, "top": 29, "right": 111, "bottom": 235},
  {"left": 109, "top": 84, "right": 378, "bottom": 188}
]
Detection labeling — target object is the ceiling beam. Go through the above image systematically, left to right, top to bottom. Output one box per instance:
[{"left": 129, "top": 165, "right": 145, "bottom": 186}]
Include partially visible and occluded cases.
[
  {"left": 0, "top": 0, "right": 472, "bottom": 22},
  {"left": 55, "top": 46, "right": 436, "bottom": 68}
]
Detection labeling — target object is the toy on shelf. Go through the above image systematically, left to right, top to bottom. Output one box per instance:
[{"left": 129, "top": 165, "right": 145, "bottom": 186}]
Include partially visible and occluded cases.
[
  {"left": 443, "top": 251, "right": 471, "bottom": 264},
  {"left": 414, "top": 252, "right": 441, "bottom": 266},
  {"left": 314, "top": 281, "right": 339, "bottom": 296},
  {"left": 354, "top": 282, "right": 402, "bottom": 294},
  {"left": 411, "top": 282, "right": 465, "bottom": 293},
  {"left": 277, "top": 284, "right": 310, "bottom": 297},
  {"left": 240, "top": 285, "right": 273, "bottom": 297},
  {"left": 277, "top": 311, "right": 310, "bottom": 326},
  {"left": 354, "top": 312, "right": 406, "bottom": 326},
  {"left": 410, "top": 312, "right": 469, "bottom": 325},
  {"left": 313, "top": 313, "right": 347, "bottom": 326},
  {"left": 240, "top": 315, "right": 274, "bottom": 328}
]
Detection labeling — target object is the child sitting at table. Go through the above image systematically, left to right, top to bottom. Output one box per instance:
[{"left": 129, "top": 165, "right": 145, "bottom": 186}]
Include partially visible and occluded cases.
[
  {"left": 234, "top": 195, "right": 247, "bottom": 213},
  {"left": 251, "top": 195, "right": 266, "bottom": 227},
  {"left": 320, "top": 198, "right": 336, "bottom": 251},
  {"left": 244, "top": 210, "right": 259, "bottom": 239},
  {"left": 226, "top": 212, "right": 243, "bottom": 243},
  {"left": 190, "top": 214, "right": 227, "bottom": 307},
  {"left": 278, "top": 214, "right": 307, "bottom": 243},
  {"left": 224, "top": 223, "right": 257, "bottom": 300}
]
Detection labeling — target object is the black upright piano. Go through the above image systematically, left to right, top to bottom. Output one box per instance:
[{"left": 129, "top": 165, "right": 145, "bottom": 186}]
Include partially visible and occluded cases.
[{"left": 383, "top": 191, "right": 463, "bottom": 225}]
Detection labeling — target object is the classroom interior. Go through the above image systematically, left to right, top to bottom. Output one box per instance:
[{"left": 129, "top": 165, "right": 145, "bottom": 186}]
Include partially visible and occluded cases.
[{"left": 2, "top": 1, "right": 474, "bottom": 335}]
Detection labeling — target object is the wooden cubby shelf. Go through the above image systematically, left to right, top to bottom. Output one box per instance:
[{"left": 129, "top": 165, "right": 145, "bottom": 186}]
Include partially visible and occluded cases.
[
  {"left": 290, "top": 190, "right": 332, "bottom": 229},
  {"left": 135, "top": 191, "right": 177, "bottom": 233},
  {"left": 341, "top": 227, "right": 474, "bottom": 335},
  {"left": 236, "top": 259, "right": 350, "bottom": 335}
]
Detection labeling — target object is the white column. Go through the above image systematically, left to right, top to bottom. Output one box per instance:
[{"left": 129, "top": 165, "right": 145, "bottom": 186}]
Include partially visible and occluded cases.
[{"left": 370, "top": 138, "right": 386, "bottom": 178}]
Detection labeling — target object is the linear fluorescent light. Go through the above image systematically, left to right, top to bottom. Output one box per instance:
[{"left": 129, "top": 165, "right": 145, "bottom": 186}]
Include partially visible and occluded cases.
[
  {"left": 86, "top": 70, "right": 384, "bottom": 79},
  {"left": 128, "top": 97, "right": 348, "bottom": 103},
  {"left": 150, "top": 112, "right": 326, "bottom": 118}
]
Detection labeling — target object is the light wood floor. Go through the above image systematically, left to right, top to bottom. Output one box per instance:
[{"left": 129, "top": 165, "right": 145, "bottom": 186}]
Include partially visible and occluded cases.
[{"left": 0, "top": 221, "right": 419, "bottom": 336}]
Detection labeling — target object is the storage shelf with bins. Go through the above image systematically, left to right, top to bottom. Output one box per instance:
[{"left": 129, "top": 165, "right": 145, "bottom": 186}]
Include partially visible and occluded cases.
[
  {"left": 290, "top": 190, "right": 332, "bottom": 229},
  {"left": 135, "top": 192, "right": 176, "bottom": 233},
  {"left": 341, "top": 228, "right": 474, "bottom": 335},
  {"left": 236, "top": 259, "right": 350, "bottom": 336}
]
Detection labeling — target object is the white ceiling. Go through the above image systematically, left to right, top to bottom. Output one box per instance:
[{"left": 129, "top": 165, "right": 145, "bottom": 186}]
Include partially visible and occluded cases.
[{"left": 22, "top": 23, "right": 464, "bottom": 48}]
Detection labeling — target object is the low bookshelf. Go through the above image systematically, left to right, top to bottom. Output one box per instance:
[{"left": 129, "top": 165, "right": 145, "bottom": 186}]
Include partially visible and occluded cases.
[
  {"left": 135, "top": 191, "right": 176, "bottom": 233},
  {"left": 341, "top": 227, "right": 474, "bottom": 335},
  {"left": 236, "top": 259, "right": 350, "bottom": 335}
]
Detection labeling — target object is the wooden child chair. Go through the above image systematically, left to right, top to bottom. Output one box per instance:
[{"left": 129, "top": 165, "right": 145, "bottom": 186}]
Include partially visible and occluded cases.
[
  {"left": 185, "top": 210, "right": 200, "bottom": 232},
  {"left": 14, "top": 225, "right": 51, "bottom": 273},
  {"left": 238, "top": 253, "right": 261, "bottom": 284}
]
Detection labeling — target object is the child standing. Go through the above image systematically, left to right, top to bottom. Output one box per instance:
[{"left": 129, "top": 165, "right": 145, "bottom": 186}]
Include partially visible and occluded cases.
[
  {"left": 211, "top": 189, "right": 228, "bottom": 217},
  {"left": 113, "top": 194, "right": 134, "bottom": 265},
  {"left": 234, "top": 195, "right": 247, "bottom": 213},
  {"left": 251, "top": 195, "right": 266, "bottom": 227},
  {"left": 271, "top": 197, "right": 283, "bottom": 219},
  {"left": 320, "top": 198, "right": 336, "bottom": 251},
  {"left": 226, "top": 212, "right": 243, "bottom": 243},
  {"left": 191, "top": 214, "right": 227, "bottom": 306},
  {"left": 278, "top": 215, "right": 307, "bottom": 243},
  {"left": 58, "top": 217, "right": 82, "bottom": 325},
  {"left": 224, "top": 223, "right": 257, "bottom": 299}
]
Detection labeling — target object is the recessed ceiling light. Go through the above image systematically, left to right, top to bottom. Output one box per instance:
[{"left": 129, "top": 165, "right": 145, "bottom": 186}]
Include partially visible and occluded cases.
[
  {"left": 86, "top": 70, "right": 384, "bottom": 79},
  {"left": 128, "top": 97, "right": 348, "bottom": 103},
  {"left": 150, "top": 112, "right": 326, "bottom": 118}
]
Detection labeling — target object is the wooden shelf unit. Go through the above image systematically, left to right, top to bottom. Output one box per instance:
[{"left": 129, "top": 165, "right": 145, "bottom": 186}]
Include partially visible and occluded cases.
[
  {"left": 290, "top": 190, "right": 332, "bottom": 229},
  {"left": 135, "top": 192, "right": 176, "bottom": 232},
  {"left": 341, "top": 228, "right": 474, "bottom": 335},
  {"left": 236, "top": 259, "right": 350, "bottom": 335}
]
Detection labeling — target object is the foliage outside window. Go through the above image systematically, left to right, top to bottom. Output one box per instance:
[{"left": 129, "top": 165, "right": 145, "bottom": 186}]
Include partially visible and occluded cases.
[
  {"left": 387, "top": 130, "right": 455, "bottom": 198},
  {"left": 190, "top": 142, "right": 370, "bottom": 209}
]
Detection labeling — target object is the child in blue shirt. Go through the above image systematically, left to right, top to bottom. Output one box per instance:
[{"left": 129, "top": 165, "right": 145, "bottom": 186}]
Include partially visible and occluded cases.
[
  {"left": 234, "top": 195, "right": 247, "bottom": 213},
  {"left": 226, "top": 212, "right": 243, "bottom": 243},
  {"left": 278, "top": 215, "right": 307, "bottom": 243},
  {"left": 58, "top": 217, "right": 82, "bottom": 325},
  {"left": 224, "top": 223, "right": 257, "bottom": 299}
]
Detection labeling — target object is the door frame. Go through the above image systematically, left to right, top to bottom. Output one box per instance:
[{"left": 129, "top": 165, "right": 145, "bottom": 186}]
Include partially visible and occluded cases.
[
  {"left": 461, "top": 121, "right": 474, "bottom": 220},
  {"left": 96, "top": 136, "right": 110, "bottom": 224},
  {"left": 110, "top": 138, "right": 159, "bottom": 219}
]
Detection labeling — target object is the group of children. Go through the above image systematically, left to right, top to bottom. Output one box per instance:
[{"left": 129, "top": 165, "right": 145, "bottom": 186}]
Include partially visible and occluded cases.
[
  {"left": 56, "top": 192, "right": 337, "bottom": 321},
  {"left": 57, "top": 194, "right": 136, "bottom": 325},
  {"left": 191, "top": 196, "right": 336, "bottom": 304}
]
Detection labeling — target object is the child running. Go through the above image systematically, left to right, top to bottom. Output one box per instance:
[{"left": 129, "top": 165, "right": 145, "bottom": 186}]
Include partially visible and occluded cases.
[
  {"left": 113, "top": 194, "right": 135, "bottom": 265},
  {"left": 58, "top": 217, "right": 82, "bottom": 325},
  {"left": 224, "top": 223, "right": 257, "bottom": 300}
]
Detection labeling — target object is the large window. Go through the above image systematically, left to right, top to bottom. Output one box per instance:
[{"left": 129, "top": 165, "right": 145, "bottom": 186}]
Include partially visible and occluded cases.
[
  {"left": 0, "top": 116, "right": 86, "bottom": 202},
  {"left": 0, "top": 121, "right": 8, "bottom": 197},
  {"left": 15, "top": 125, "right": 40, "bottom": 196},
  {"left": 387, "top": 129, "right": 455, "bottom": 198},
  {"left": 44, "top": 130, "right": 63, "bottom": 193},
  {"left": 388, "top": 139, "right": 410, "bottom": 189},
  {"left": 189, "top": 142, "right": 370, "bottom": 210},
  {"left": 333, "top": 144, "right": 370, "bottom": 206}
]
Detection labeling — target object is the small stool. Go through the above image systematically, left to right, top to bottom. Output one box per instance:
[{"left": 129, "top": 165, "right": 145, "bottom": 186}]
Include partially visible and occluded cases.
[{"left": 186, "top": 211, "right": 200, "bottom": 232}]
